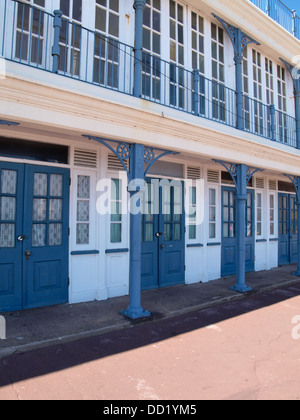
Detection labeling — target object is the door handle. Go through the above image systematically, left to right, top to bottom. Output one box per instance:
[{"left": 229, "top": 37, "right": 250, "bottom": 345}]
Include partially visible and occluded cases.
[
  {"left": 155, "top": 232, "right": 163, "bottom": 237},
  {"left": 17, "top": 235, "right": 27, "bottom": 242},
  {"left": 25, "top": 250, "right": 31, "bottom": 261}
]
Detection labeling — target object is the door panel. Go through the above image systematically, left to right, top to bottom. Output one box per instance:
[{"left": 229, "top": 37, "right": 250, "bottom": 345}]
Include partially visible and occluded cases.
[
  {"left": 0, "top": 162, "right": 24, "bottom": 311},
  {"left": 0, "top": 162, "right": 70, "bottom": 312},
  {"left": 23, "top": 165, "right": 70, "bottom": 309},
  {"left": 141, "top": 179, "right": 185, "bottom": 290},
  {"left": 159, "top": 182, "right": 185, "bottom": 287},
  {"left": 221, "top": 187, "right": 255, "bottom": 277},
  {"left": 278, "top": 193, "right": 297, "bottom": 266}
]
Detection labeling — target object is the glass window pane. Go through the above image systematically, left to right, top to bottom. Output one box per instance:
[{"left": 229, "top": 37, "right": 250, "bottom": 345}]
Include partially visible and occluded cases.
[
  {"left": 1, "top": 170, "right": 17, "bottom": 194},
  {"left": 33, "top": 173, "right": 47, "bottom": 196},
  {"left": 50, "top": 174, "right": 63, "bottom": 197},
  {"left": 77, "top": 176, "right": 90, "bottom": 199},
  {"left": 0, "top": 197, "right": 16, "bottom": 221},
  {"left": 33, "top": 198, "right": 47, "bottom": 221},
  {"left": 77, "top": 200, "right": 89, "bottom": 222},
  {"left": 49, "top": 223, "right": 62, "bottom": 246},
  {"left": 76, "top": 223, "right": 89, "bottom": 244},
  {"left": 110, "top": 223, "right": 121, "bottom": 243},
  {"left": 144, "top": 223, "right": 154, "bottom": 242},
  {"left": 164, "top": 223, "right": 171, "bottom": 241},
  {"left": 209, "top": 223, "right": 216, "bottom": 239},
  {"left": 0, "top": 224, "right": 15, "bottom": 248},
  {"left": 32, "top": 224, "right": 46, "bottom": 247}
]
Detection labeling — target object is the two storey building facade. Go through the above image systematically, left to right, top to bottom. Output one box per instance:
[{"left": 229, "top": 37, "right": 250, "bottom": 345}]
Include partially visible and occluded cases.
[{"left": 0, "top": 0, "right": 299, "bottom": 317}]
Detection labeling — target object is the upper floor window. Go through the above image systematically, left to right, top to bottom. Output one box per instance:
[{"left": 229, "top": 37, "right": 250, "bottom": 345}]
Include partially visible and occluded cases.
[
  {"left": 15, "top": 0, "right": 46, "bottom": 65},
  {"left": 59, "top": 0, "right": 82, "bottom": 76},
  {"left": 60, "top": 0, "right": 82, "bottom": 22},
  {"left": 93, "top": 0, "right": 120, "bottom": 88},
  {"left": 95, "top": 0, "right": 119, "bottom": 38},
  {"left": 142, "top": 0, "right": 161, "bottom": 100},
  {"left": 143, "top": 0, "right": 161, "bottom": 56},
  {"left": 169, "top": 0, "right": 184, "bottom": 66},
  {"left": 169, "top": 0, "right": 185, "bottom": 109},
  {"left": 191, "top": 12, "right": 204, "bottom": 74},
  {"left": 211, "top": 23, "right": 224, "bottom": 83},
  {"left": 211, "top": 23, "right": 225, "bottom": 121},
  {"left": 243, "top": 48, "right": 249, "bottom": 95},
  {"left": 252, "top": 49, "right": 262, "bottom": 102},
  {"left": 265, "top": 58, "right": 274, "bottom": 105},
  {"left": 277, "top": 66, "right": 287, "bottom": 113}
]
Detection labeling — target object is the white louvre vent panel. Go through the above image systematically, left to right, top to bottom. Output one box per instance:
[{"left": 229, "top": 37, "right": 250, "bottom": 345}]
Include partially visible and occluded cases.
[
  {"left": 74, "top": 149, "right": 97, "bottom": 168},
  {"left": 107, "top": 153, "right": 128, "bottom": 171},
  {"left": 187, "top": 166, "right": 201, "bottom": 180},
  {"left": 207, "top": 170, "right": 220, "bottom": 183},
  {"left": 256, "top": 178, "right": 265, "bottom": 189},
  {"left": 269, "top": 180, "right": 277, "bottom": 191}
]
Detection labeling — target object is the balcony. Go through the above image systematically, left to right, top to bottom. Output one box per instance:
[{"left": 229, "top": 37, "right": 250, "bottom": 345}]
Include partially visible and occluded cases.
[
  {"left": 0, "top": 0, "right": 297, "bottom": 150},
  {"left": 249, "top": 0, "right": 300, "bottom": 40}
]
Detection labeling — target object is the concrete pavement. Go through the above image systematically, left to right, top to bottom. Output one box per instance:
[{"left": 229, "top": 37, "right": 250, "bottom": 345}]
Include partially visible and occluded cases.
[{"left": 1, "top": 264, "right": 300, "bottom": 359}]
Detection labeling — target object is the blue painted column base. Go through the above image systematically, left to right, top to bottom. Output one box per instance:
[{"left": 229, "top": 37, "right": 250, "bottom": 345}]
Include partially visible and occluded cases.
[
  {"left": 230, "top": 284, "right": 252, "bottom": 293},
  {"left": 120, "top": 307, "right": 151, "bottom": 320}
]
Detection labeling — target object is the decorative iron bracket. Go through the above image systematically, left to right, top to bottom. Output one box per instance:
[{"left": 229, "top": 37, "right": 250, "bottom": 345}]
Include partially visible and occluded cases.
[
  {"left": 212, "top": 14, "right": 260, "bottom": 57},
  {"left": 280, "top": 58, "right": 300, "bottom": 94},
  {"left": 82, "top": 135, "right": 179, "bottom": 181},
  {"left": 213, "top": 159, "right": 263, "bottom": 190},
  {"left": 284, "top": 173, "right": 300, "bottom": 201}
]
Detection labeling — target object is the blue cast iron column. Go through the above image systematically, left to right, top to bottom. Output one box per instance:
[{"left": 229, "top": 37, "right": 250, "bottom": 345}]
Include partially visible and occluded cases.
[
  {"left": 133, "top": 0, "right": 146, "bottom": 98},
  {"left": 212, "top": 15, "right": 260, "bottom": 131},
  {"left": 280, "top": 59, "right": 300, "bottom": 149},
  {"left": 82, "top": 135, "right": 179, "bottom": 319},
  {"left": 121, "top": 143, "right": 150, "bottom": 319},
  {"left": 233, "top": 164, "right": 251, "bottom": 292}
]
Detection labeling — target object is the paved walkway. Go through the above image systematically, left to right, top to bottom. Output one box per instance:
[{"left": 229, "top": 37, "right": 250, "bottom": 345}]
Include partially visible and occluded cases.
[{"left": 0, "top": 264, "right": 299, "bottom": 358}]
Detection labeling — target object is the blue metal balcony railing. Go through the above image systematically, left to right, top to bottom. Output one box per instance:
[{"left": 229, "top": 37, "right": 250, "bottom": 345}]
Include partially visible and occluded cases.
[
  {"left": 0, "top": 0, "right": 297, "bottom": 150},
  {"left": 249, "top": 0, "right": 300, "bottom": 39}
]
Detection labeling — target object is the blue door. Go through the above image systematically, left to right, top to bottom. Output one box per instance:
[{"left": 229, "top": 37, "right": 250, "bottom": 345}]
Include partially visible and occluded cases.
[
  {"left": 0, "top": 162, "right": 24, "bottom": 311},
  {"left": 0, "top": 163, "right": 70, "bottom": 312},
  {"left": 141, "top": 180, "right": 185, "bottom": 290},
  {"left": 221, "top": 187, "right": 255, "bottom": 277},
  {"left": 278, "top": 193, "right": 297, "bottom": 266}
]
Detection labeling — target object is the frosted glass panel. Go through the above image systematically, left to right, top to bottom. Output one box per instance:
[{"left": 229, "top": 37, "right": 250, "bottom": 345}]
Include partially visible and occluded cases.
[
  {"left": 1, "top": 170, "right": 17, "bottom": 194},
  {"left": 33, "top": 173, "right": 47, "bottom": 196},
  {"left": 50, "top": 174, "right": 63, "bottom": 197},
  {"left": 77, "top": 176, "right": 90, "bottom": 199},
  {"left": 0, "top": 197, "right": 16, "bottom": 221},
  {"left": 33, "top": 199, "right": 47, "bottom": 221},
  {"left": 49, "top": 199, "right": 62, "bottom": 221},
  {"left": 77, "top": 201, "right": 89, "bottom": 222},
  {"left": 49, "top": 223, "right": 62, "bottom": 246},
  {"left": 76, "top": 223, "right": 89, "bottom": 244},
  {"left": 0, "top": 224, "right": 15, "bottom": 248},
  {"left": 32, "top": 224, "right": 46, "bottom": 247}
]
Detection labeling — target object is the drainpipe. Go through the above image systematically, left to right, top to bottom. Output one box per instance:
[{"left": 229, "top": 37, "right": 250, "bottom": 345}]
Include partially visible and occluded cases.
[
  {"left": 133, "top": 0, "right": 146, "bottom": 98},
  {"left": 52, "top": 10, "right": 63, "bottom": 73}
]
